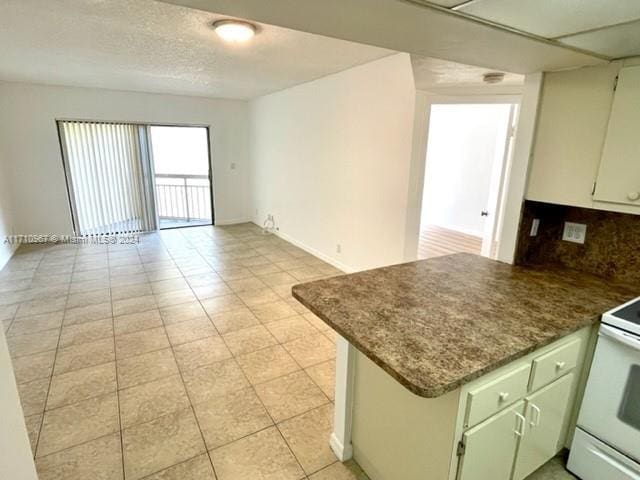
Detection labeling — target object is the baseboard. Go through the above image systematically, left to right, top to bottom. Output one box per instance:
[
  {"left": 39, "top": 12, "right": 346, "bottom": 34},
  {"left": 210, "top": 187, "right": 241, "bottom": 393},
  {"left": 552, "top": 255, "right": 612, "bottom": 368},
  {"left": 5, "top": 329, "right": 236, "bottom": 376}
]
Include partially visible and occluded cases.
[
  {"left": 214, "top": 218, "right": 253, "bottom": 226},
  {"left": 269, "top": 228, "right": 355, "bottom": 274},
  {"left": 0, "top": 242, "right": 18, "bottom": 272},
  {"left": 330, "top": 432, "right": 353, "bottom": 462}
]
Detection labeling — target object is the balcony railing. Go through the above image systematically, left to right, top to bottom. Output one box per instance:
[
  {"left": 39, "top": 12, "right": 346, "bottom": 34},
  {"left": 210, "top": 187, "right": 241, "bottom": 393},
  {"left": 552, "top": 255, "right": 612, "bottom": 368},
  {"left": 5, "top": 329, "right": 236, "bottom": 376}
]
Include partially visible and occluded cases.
[{"left": 154, "top": 174, "right": 211, "bottom": 226}]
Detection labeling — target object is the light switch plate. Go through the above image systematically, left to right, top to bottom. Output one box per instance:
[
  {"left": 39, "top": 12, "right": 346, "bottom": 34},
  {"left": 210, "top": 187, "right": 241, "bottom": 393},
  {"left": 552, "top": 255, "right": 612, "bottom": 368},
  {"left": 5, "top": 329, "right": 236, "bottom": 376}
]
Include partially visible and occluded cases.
[{"left": 562, "top": 222, "right": 587, "bottom": 244}]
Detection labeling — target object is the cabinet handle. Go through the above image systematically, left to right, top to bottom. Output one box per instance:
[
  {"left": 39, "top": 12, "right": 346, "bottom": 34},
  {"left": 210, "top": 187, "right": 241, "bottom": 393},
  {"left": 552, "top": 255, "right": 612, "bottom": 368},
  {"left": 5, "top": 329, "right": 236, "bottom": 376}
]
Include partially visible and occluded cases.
[
  {"left": 628, "top": 192, "right": 640, "bottom": 201},
  {"left": 556, "top": 361, "right": 566, "bottom": 371},
  {"left": 498, "top": 392, "right": 510, "bottom": 403},
  {"left": 529, "top": 403, "right": 541, "bottom": 427},
  {"left": 514, "top": 412, "right": 526, "bottom": 437}
]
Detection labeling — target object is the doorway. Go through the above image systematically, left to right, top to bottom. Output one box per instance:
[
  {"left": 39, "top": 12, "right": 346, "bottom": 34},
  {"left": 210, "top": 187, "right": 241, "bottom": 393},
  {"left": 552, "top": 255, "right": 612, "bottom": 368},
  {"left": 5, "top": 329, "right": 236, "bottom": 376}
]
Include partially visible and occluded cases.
[
  {"left": 418, "top": 102, "right": 518, "bottom": 260},
  {"left": 149, "top": 126, "right": 213, "bottom": 229}
]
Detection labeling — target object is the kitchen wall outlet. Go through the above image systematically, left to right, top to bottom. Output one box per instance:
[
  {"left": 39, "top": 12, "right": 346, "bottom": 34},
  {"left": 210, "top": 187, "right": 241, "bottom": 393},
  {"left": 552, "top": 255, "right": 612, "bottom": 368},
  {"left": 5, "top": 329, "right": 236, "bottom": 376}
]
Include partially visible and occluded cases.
[
  {"left": 230, "top": 162, "right": 236, "bottom": 170},
  {"left": 530, "top": 218, "right": 540, "bottom": 237},
  {"left": 562, "top": 222, "right": 587, "bottom": 244},
  {"left": 336, "top": 244, "right": 342, "bottom": 254}
]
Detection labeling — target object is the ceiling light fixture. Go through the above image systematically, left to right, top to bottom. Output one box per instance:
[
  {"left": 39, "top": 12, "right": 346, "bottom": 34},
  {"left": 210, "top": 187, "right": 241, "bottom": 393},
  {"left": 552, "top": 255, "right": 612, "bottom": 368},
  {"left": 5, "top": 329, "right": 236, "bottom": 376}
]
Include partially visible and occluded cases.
[
  {"left": 212, "top": 19, "right": 256, "bottom": 43},
  {"left": 483, "top": 72, "right": 505, "bottom": 84}
]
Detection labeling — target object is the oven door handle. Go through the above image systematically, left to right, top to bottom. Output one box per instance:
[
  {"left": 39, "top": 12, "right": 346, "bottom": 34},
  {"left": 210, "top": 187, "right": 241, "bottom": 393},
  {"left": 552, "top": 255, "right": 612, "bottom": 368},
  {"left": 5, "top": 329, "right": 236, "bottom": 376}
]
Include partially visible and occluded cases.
[{"left": 600, "top": 324, "right": 640, "bottom": 351}]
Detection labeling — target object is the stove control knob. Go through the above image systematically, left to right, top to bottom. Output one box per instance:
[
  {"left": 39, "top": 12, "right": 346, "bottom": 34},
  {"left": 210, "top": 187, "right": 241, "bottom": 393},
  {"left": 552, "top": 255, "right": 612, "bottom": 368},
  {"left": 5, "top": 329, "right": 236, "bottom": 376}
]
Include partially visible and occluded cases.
[{"left": 628, "top": 192, "right": 640, "bottom": 201}]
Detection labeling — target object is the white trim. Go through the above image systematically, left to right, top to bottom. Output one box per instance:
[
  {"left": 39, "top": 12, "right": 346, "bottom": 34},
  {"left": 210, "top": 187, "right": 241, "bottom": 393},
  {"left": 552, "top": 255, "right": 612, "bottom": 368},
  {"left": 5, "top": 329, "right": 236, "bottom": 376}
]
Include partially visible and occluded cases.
[
  {"left": 496, "top": 73, "right": 543, "bottom": 264},
  {"left": 403, "top": 90, "right": 431, "bottom": 262},
  {"left": 406, "top": 92, "right": 523, "bottom": 261},
  {"left": 418, "top": 93, "right": 522, "bottom": 105},
  {"left": 214, "top": 218, "right": 254, "bottom": 226},
  {"left": 271, "top": 228, "right": 355, "bottom": 273},
  {"left": 331, "top": 336, "right": 356, "bottom": 461},
  {"left": 330, "top": 432, "right": 354, "bottom": 462}
]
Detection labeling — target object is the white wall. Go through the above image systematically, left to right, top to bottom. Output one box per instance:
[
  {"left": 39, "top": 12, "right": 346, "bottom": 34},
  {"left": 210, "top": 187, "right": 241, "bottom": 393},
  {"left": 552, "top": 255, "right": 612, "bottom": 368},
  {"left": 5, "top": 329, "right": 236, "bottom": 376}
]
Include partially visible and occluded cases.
[
  {"left": 249, "top": 53, "right": 416, "bottom": 272},
  {"left": 0, "top": 82, "right": 251, "bottom": 234},
  {"left": 420, "top": 104, "right": 512, "bottom": 237},
  {"left": 0, "top": 134, "right": 17, "bottom": 269},
  {"left": 0, "top": 327, "right": 38, "bottom": 480}
]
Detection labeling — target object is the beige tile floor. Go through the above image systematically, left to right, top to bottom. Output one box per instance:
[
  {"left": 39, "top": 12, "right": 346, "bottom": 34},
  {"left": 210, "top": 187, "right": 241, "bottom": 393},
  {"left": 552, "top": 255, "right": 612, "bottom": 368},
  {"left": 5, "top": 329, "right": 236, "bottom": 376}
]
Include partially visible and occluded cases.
[
  {"left": 1, "top": 223, "right": 576, "bottom": 480},
  {"left": 1, "top": 223, "right": 368, "bottom": 480}
]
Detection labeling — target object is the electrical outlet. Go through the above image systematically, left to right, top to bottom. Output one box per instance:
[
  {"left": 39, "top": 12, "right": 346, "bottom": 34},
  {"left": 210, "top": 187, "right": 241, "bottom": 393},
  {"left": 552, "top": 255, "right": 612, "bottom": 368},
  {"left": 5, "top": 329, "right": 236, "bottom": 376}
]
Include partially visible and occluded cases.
[
  {"left": 230, "top": 162, "right": 236, "bottom": 170},
  {"left": 530, "top": 218, "right": 540, "bottom": 237},
  {"left": 562, "top": 222, "right": 587, "bottom": 244},
  {"left": 336, "top": 244, "right": 342, "bottom": 254}
]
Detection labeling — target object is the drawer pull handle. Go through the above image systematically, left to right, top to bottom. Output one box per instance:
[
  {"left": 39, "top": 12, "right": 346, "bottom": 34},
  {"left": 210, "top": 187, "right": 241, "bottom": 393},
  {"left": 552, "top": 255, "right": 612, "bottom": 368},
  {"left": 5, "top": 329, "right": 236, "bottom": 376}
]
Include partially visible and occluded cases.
[
  {"left": 556, "top": 361, "right": 566, "bottom": 370},
  {"left": 498, "top": 392, "right": 510, "bottom": 402},
  {"left": 529, "top": 403, "right": 541, "bottom": 427},
  {"left": 514, "top": 412, "right": 526, "bottom": 437}
]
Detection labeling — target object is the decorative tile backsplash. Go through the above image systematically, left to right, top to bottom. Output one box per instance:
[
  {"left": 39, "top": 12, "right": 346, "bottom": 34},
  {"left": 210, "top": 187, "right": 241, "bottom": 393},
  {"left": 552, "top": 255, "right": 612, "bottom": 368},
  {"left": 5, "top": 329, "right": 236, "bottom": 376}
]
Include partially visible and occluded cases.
[{"left": 515, "top": 200, "right": 640, "bottom": 286}]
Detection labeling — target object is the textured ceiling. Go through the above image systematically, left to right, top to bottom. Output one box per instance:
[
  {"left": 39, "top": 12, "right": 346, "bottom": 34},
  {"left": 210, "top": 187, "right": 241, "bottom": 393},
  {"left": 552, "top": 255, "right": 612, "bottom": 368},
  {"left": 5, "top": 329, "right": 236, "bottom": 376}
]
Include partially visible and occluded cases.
[
  {"left": 0, "top": 0, "right": 394, "bottom": 99},
  {"left": 411, "top": 55, "right": 524, "bottom": 94}
]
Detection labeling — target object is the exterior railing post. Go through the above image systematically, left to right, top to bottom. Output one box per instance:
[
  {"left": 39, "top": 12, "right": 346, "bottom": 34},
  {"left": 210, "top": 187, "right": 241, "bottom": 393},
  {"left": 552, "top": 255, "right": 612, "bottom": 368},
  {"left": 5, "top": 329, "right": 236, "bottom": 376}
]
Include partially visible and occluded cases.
[{"left": 183, "top": 177, "right": 190, "bottom": 221}]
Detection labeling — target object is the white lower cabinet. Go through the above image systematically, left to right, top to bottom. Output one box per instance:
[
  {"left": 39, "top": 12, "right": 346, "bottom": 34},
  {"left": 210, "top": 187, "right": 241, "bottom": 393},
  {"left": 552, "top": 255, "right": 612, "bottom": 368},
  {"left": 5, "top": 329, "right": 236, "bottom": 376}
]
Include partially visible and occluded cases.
[
  {"left": 349, "top": 327, "right": 591, "bottom": 480},
  {"left": 512, "top": 373, "right": 574, "bottom": 480},
  {"left": 458, "top": 374, "right": 576, "bottom": 480},
  {"left": 459, "top": 401, "right": 526, "bottom": 480}
]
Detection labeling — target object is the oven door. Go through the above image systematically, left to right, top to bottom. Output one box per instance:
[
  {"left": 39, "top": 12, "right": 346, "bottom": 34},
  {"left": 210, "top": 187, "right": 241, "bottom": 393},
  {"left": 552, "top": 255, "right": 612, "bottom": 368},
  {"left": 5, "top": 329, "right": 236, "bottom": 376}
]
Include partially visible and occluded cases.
[{"left": 578, "top": 324, "right": 640, "bottom": 462}]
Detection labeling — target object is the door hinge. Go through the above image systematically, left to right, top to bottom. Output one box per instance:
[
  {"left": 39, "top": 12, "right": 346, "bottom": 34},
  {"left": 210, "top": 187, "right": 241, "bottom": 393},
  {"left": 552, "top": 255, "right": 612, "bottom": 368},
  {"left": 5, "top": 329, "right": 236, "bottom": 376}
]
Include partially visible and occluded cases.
[
  {"left": 613, "top": 75, "right": 619, "bottom": 91},
  {"left": 592, "top": 182, "right": 597, "bottom": 196},
  {"left": 456, "top": 440, "right": 466, "bottom": 457}
]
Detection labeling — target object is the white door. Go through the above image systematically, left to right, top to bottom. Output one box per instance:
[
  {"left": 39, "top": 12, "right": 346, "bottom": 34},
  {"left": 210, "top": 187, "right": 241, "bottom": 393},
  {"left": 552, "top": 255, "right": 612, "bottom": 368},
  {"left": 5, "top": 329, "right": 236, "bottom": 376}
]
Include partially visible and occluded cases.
[
  {"left": 481, "top": 104, "right": 518, "bottom": 258},
  {"left": 512, "top": 374, "right": 574, "bottom": 480},
  {"left": 458, "top": 400, "right": 525, "bottom": 480}
]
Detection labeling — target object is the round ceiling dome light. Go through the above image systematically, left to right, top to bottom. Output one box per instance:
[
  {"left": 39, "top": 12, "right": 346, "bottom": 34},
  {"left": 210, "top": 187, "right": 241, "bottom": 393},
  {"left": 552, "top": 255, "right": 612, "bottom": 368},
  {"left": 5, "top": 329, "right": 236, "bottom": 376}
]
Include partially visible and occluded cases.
[{"left": 212, "top": 19, "right": 256, "bottom": 42}]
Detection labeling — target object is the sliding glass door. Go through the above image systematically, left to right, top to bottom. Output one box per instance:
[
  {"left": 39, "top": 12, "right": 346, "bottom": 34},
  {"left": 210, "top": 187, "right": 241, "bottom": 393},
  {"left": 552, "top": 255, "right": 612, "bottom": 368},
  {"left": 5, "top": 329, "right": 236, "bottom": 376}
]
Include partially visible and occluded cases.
[
  {"left": 58, "top": 120, "right": 157, "bottom": 236},
  {"left": 149, "top": 126, "right": 213, "bottom": 229}
]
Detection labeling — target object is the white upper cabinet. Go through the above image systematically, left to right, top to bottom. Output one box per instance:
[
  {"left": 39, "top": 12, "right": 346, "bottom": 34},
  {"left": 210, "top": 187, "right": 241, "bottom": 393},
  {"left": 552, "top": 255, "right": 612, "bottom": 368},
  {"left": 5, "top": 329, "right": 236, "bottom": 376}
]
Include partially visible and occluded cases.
[
  {"left": 526, "top": 63, "right": 619, "bottom": 209},
  {"left": 593, "top": 65, "right": 640, "bottom": 206}
]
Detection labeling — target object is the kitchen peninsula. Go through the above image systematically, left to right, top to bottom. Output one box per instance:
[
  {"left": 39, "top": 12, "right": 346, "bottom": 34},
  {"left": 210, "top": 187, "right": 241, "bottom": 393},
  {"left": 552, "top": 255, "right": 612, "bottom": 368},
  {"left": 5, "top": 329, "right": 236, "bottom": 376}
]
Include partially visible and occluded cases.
[{"left": 292, "top": 253, "right": 635, "bottom": 480}]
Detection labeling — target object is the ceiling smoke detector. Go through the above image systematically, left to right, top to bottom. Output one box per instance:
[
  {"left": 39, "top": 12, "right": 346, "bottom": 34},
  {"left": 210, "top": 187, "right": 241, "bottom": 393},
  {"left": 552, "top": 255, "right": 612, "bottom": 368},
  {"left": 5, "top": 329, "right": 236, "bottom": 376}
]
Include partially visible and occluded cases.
[
  {"left": 212, "top": 19, "right": 256, "bottom": 42},
  {"left": 483, "top": 72, "right": 505, "bottom": 84}
]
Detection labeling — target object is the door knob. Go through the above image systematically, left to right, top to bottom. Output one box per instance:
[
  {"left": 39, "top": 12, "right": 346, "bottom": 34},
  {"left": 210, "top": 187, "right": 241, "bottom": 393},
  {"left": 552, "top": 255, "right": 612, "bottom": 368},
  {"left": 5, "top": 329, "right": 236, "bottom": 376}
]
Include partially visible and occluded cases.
[
  {"left": 628, "top": 192, "right": 640, "bottom": 201},
  {"left": 481, "top": 210, "right": 489, "bottom": 217}
]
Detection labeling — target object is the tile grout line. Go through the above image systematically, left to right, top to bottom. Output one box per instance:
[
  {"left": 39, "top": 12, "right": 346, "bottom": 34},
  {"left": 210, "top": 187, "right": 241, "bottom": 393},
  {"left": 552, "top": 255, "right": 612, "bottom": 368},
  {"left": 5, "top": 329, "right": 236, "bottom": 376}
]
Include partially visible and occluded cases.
[
  {"left": 158, "top": 228, "right": 221, "bottom": 479},
  {"left": 109, "top": 244, "right": 129, "bottom": 480},
  {"left": 31, "top": 245, "right": 77, "bottom": 461}
]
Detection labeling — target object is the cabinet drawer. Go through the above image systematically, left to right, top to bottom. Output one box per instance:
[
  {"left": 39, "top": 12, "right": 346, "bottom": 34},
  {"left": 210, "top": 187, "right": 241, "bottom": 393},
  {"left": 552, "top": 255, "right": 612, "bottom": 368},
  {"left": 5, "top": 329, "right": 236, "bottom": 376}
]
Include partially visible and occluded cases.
[
  {"left": 529, "top": 338, "right": 581, "bottom": 391},
  {"left": 464, "top": 363, "right": 530, "bottom": 428}
]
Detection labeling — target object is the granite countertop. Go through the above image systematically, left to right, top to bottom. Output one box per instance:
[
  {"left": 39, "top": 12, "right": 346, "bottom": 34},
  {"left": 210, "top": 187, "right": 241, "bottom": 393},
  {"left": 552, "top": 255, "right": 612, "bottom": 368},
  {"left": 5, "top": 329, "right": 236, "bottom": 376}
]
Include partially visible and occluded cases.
[{"left": 292, "top": 253, "right": 637, "bottom": 398}]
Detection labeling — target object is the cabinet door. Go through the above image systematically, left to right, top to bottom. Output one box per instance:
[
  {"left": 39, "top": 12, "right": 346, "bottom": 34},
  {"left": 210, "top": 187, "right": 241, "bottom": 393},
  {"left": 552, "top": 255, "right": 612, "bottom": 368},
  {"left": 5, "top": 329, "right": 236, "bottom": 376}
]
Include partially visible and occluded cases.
[
  {"left": 594, "top": 65, "right": 640, "bottom": 206},
  {"left": 512, "top": 374, "right": 574, "bottom": 480},
  {"left": 458, "top": 401, "right": 525, "bottom": 480}
]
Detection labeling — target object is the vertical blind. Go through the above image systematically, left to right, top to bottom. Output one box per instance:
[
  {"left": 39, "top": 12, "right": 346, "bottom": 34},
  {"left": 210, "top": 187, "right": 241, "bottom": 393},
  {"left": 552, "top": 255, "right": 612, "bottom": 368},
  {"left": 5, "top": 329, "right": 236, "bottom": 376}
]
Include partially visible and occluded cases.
[{"left": 59, "top": 121, "right": 157, "bottom": 236}]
